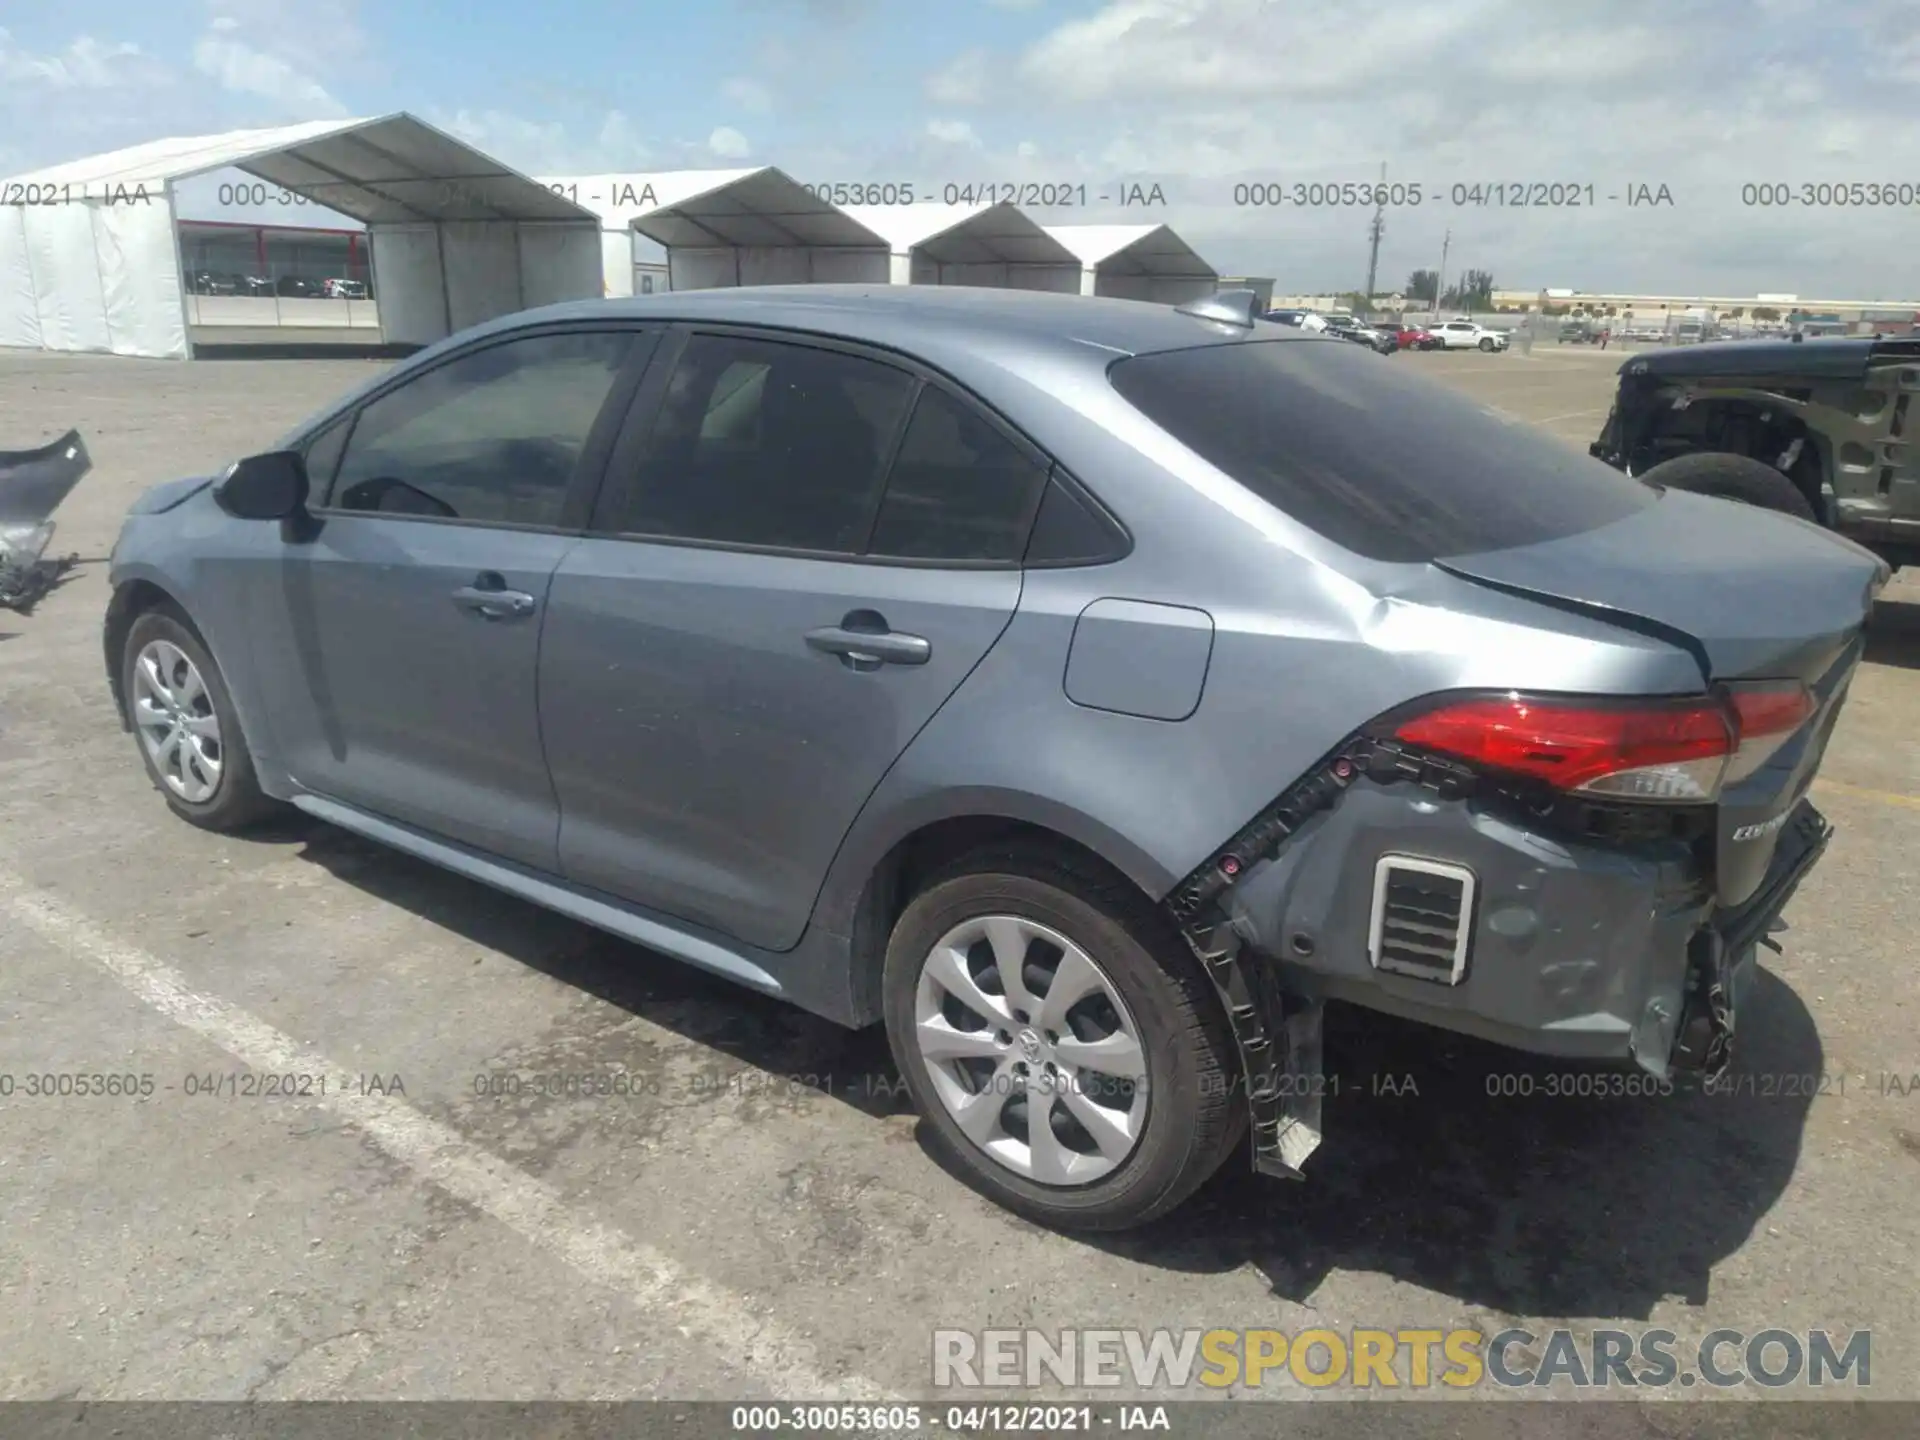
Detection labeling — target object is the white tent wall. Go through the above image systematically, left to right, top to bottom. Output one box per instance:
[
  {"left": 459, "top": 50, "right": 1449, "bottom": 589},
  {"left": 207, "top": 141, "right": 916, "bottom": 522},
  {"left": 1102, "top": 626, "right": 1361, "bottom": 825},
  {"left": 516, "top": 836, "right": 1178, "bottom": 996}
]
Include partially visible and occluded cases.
[
  {"left": 96, "top": 199, "right": 193, "bottom": 356},
  {"left": 0, "top": 200, "right": 186, "bottom": 356},
  {"left": 26, "top": 202, "right": 119, "bottom": 355},
  {"left": 0, "top": 208, "right": 46, "bottom": 350},
  {"left": 366, "top": 219, "right": 603, "bottom": 346},
  {"left": 442, "top": 222, "right": 520, "bottom": 333},
  {"left": 520, "top": 224, "right": 605, "bottom": 309},
  {"left": 365, "top": 226, "right": 445, "bottom": 348},
  {"left": 666, "top": 245, "right": 886, "bottom": 289},
  {"left": 905, "top": 254, "right": 1081, "bottom": 292},
  {"left": 1092, "top": 272, "right": 1218, "bottom": 304}
]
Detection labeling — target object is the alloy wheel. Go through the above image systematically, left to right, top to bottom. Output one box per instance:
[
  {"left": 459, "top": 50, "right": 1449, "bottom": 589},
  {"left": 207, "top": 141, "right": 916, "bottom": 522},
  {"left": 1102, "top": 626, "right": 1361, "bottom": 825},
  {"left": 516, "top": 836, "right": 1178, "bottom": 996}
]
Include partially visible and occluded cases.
[
  {"left": 132, "top": 638, "right": 224, "bottom": 803},
  {"left": 913, "top": 914, "right": 1150, "bottom": 1185}
]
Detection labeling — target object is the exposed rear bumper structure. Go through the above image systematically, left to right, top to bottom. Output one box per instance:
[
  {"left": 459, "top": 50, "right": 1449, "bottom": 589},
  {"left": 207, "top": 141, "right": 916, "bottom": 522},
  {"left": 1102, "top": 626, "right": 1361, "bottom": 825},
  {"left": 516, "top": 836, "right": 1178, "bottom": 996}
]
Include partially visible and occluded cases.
[{"left": 1167, "top": 733, "right": 1837, "bottom": 1182}]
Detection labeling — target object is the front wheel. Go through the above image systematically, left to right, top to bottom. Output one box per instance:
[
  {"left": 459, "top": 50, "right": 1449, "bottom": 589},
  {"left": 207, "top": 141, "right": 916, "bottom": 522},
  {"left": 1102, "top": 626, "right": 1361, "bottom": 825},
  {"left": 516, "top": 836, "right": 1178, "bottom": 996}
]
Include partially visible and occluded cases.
[
  {"left": 1478, "top": 337, "right": 1496, "bottom": 351},
  {"left": 122, "top": 607, "right": 279, "bottom": 831},
  {"left": 882, "top": 845, "right": 1244, "bottom": 1231}
]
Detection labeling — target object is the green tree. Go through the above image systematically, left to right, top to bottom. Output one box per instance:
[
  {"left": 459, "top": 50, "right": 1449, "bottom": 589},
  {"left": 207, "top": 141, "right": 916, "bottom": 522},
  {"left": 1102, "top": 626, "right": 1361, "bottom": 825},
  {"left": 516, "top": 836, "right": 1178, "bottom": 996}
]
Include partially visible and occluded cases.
[{"left": 1406, "top": 269, "right": 1438, "bottom": 302}]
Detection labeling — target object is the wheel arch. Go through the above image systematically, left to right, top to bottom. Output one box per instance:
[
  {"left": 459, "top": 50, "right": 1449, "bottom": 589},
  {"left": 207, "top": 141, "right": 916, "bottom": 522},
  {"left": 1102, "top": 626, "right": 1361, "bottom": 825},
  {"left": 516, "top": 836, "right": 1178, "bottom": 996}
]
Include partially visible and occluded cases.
[
  {"left": 1631, "top": 391, "right": 1832, "bottom": 520},
  {"left": 104, "top": 575, "right": 193, "bottom": 728},
  {"left": 823, "top": 794, "right": 1178, "bottom": 1027}
]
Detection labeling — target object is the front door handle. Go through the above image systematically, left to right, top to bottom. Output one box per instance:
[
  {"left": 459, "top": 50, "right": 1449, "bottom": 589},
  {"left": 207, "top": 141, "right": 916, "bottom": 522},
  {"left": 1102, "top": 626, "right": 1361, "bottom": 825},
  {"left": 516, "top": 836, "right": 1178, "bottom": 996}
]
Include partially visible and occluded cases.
[
  {"left": 452, "top": 575, "right": 537, "bottom": 620},
  {"left": 806, "top": 611, "right": 931, "bottom": 670}
]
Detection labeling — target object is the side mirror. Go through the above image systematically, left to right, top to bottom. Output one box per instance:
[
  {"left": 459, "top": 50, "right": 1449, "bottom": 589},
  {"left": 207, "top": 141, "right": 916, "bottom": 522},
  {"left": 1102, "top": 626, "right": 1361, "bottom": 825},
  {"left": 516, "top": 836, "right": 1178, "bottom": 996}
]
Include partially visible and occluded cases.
[{"left": 213, "top": 450, "right": 308, "bottom": 521}]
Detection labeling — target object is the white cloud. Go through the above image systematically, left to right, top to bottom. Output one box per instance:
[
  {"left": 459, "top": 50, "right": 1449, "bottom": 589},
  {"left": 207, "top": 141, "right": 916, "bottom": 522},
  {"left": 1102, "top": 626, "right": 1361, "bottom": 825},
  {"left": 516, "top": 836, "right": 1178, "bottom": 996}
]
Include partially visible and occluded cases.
[
  {"left": 939, "top": 0, "right": 1920, "bottom": 297},
  {"left": 0, "top": 28, "right": 146, "bottom": 89},
  {"left": 192, "top": 33, "right": 348, "bottom": 116},
  {"left": 926, "top": 48, "right": 991, "bottom": 104},
  {"left": 722, "top": 77, "right": 775, "bottom": 113},
  {"left": 926, "top": 118, "right": 983, "bottom": 146},
  {"left": 709, "top": 125, "right": 752, "bottom": 159}
]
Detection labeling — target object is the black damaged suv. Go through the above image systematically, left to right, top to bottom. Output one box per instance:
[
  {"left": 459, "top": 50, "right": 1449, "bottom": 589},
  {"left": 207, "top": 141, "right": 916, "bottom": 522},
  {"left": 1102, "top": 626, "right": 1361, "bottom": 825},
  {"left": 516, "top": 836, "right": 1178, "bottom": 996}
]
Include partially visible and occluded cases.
[{"left": 1591, "top": 333, "right": 1920, "bottom": 568}]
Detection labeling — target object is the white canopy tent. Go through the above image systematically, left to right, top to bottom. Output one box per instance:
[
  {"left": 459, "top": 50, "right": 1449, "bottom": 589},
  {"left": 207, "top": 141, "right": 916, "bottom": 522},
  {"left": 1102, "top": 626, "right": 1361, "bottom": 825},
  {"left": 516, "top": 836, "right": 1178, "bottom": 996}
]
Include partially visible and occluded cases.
[
  {"left": 1, "top": 114, "right": 602, "bottom": 359},
  {"left": 539, "top": 168, "right": 899, "bottom": 295},
  {"left": 619, "top": 169, "right": 890, "bottom": 291},
  {"left": 839, "top": 203, "right": 1083, "bottom": 291},
  {"left": 1043, "top": 224, "right": 1219, "bottom": 303}
]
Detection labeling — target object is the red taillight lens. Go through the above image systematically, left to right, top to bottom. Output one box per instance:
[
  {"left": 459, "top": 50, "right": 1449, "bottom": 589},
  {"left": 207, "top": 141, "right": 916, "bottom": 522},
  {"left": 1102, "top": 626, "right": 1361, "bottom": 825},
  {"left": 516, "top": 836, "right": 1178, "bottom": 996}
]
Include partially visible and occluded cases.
[
  {"left": 1721, "top": 682, "right": 1815, "bottom": 785},
  {"left": 1728, "top": 684, "right": 1815, "bottom": 739},
  {"left": 1392, "top": 685, "right": 1816, "bottom": 803},
  {"left": 1393, "top": 694, "right": 1735, "bottom": 801}
]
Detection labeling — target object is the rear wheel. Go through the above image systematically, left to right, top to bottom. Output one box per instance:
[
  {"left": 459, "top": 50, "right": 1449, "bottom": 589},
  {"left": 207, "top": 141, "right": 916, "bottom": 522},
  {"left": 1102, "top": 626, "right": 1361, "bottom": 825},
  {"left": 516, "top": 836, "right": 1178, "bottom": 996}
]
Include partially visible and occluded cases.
[
  {"left": 1638, "top": 451, "right": 1817, "bottom": 521},
  {"left": 882, "top": 844, "right": 1243, "bottom": 1231}
]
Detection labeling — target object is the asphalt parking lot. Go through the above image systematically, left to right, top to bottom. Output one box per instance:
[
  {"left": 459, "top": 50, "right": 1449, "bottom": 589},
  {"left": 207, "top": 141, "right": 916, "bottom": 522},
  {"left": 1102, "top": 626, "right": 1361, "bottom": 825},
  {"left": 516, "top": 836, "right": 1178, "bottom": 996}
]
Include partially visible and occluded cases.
[{"left": 2, "top": 340, "right": 1917, "bottom": 1413}]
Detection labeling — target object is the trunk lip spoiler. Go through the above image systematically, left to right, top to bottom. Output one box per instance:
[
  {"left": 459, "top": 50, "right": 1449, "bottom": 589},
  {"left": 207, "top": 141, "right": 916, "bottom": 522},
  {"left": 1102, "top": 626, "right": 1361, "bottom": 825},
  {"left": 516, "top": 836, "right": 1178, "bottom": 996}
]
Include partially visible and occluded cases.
[{"left": 1432, "top": 558, "right": 1714, "bottom": 684}]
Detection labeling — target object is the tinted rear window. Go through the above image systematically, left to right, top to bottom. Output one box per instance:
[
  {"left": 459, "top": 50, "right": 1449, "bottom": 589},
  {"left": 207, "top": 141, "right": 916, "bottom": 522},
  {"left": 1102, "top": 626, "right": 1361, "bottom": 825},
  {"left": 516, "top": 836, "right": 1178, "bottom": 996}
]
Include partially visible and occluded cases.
[{"left": 1109, "top": 338, "right": 1653, "bottom": 562}]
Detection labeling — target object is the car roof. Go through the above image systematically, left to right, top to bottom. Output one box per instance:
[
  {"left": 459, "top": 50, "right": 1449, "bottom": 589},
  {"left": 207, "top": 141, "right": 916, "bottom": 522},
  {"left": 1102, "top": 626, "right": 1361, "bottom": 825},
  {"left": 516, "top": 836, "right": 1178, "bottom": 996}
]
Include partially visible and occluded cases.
[{"left": 460, "top": 285, "right": 1319, "bottom": 369}]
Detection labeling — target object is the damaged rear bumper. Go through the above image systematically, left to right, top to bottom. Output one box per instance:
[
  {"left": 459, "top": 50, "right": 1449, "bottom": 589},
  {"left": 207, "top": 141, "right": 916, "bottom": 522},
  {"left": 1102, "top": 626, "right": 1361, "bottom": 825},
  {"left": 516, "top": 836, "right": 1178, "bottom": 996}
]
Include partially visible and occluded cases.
[
  {"left": 0, "top": 429, "right": 90, "bottom": 610},
  {"left": 1168, "top": 736, "right": 1834, "bottom": 1180}
]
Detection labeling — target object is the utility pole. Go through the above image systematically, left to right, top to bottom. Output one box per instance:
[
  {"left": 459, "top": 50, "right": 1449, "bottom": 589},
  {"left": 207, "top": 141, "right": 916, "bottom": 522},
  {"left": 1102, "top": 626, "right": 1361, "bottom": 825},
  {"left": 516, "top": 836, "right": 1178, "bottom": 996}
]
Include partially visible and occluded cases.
[
  {"left": 1362, "top": 162, "right": 1385, "bottom": 310},
  {"left": 1432, "top": 228, "right": 1451, "bottom": 317}
]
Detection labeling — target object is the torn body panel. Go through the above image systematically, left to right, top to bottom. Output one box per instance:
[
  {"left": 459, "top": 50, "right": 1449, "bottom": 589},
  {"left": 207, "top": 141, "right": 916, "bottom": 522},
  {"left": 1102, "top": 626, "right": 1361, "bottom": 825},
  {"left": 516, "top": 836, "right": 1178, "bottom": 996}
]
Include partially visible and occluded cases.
[
  {"left": 0, "top": 430, "right": 90, "bottom": 611},
  {"left": 1166, "top": 728, "right": 1837, "bottom": 1180}
]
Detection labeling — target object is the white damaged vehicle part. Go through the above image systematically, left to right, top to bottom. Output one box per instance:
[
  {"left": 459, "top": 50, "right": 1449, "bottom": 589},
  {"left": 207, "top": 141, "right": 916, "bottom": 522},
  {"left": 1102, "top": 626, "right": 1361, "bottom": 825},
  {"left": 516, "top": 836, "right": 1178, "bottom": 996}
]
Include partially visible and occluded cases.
[{"left": 0, "top": 430, "right": 90, "bottom": 610}]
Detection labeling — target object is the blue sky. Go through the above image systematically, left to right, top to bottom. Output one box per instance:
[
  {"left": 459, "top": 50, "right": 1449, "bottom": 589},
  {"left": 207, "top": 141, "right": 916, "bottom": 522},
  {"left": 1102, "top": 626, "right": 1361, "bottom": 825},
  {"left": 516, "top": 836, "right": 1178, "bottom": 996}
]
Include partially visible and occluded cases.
[{"left": 5, "top": 0, "right": 1920, "bottom": 297}]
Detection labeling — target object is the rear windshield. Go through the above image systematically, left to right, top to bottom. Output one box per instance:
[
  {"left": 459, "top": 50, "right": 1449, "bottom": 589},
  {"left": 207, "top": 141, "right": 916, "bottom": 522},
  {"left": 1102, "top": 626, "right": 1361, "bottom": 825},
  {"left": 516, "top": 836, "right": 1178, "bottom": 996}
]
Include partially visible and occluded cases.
[{"left": 1108, "top": 338, "right": 1654, "bottom": 563}]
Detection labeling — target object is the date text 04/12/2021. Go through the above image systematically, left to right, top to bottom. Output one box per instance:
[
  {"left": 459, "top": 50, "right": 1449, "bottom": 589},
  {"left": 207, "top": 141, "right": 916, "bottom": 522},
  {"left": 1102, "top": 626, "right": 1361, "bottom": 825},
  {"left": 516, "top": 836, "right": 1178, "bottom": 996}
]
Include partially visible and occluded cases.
[
  {"left": 1228, "top": 180, "right": 1676, "bottom": 208},
  {"left": 798, "top": 182, "right": 1169, "bottom": 208},
  {"left": 728, "top": 1405, "right": 1173, "bottom": 1432}
]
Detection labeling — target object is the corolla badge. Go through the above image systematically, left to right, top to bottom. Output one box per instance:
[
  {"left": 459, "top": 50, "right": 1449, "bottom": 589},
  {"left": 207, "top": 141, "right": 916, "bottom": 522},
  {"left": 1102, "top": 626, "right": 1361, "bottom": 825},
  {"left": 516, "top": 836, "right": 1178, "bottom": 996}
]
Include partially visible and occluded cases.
[{"left": 1732, "top": 811, "right": 1792, "bottom": 843}]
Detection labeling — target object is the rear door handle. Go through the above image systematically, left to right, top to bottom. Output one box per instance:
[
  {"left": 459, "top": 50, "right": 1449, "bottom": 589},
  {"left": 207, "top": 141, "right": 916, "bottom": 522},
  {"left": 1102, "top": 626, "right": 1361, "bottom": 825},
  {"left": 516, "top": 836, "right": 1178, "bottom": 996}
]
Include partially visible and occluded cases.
[
  {"left": 452, "top": 575, "right": 537, "bottom": 620},
  {"left": 805, "top": 613, "right": 931, "bottom": 670}
]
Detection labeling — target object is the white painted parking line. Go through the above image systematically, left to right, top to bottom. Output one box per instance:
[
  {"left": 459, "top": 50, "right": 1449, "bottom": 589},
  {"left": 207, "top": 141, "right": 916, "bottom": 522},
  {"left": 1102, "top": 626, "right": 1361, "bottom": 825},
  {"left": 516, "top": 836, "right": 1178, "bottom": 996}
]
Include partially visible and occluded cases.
[{"left": 0, "top": 866, "right": 889, "bottom": 1403}]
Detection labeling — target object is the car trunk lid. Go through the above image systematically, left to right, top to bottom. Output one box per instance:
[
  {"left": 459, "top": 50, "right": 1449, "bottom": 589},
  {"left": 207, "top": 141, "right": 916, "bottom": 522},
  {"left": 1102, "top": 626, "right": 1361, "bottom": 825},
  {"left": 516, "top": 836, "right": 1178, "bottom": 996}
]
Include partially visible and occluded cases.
[{"left": 1434, "top": 487, "right": 1884, "bottom": 907}]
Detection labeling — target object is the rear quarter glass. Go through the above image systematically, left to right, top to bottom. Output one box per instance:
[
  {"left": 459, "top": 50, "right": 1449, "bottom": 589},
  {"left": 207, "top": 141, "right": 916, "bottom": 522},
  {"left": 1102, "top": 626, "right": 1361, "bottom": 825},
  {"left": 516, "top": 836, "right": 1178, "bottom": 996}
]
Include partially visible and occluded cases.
[{"left": 1107, "top": 338, "right": 1655, "bottom": 564}]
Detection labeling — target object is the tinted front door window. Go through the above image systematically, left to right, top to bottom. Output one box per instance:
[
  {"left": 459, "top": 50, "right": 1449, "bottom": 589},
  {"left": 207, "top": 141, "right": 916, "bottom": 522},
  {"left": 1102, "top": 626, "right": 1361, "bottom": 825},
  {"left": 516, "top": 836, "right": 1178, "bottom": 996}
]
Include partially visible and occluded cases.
[{"left": 325, "top": 330, "right": 632, "bottom": 525}]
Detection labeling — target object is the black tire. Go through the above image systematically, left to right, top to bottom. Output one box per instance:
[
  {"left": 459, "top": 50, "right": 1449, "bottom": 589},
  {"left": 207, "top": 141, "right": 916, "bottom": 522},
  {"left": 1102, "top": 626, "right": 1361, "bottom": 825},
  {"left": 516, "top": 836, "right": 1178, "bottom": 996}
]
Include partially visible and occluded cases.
[
  {"left": 1478, "top": 336, "right": 1496, "bottom": 351},
  {"left": 1638, "top": 451, "right": 1817, "bottom": 521},
  {"left": 121, "top": 606, "right": 279, "bottom": 832},
  {"left": 882, "top": 842, "right": 1245, "bottom": 1231}
]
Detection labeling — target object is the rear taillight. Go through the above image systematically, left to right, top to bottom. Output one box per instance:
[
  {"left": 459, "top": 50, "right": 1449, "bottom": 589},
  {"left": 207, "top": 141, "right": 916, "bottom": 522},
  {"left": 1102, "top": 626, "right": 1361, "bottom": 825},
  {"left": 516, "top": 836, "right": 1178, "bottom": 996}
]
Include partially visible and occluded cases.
[
  {"left": 1721, "top": 682, "right": 1816, "bottom": 785},
  {"left": 1392, "top": 684, "right": 1813, "bottom": 803}
]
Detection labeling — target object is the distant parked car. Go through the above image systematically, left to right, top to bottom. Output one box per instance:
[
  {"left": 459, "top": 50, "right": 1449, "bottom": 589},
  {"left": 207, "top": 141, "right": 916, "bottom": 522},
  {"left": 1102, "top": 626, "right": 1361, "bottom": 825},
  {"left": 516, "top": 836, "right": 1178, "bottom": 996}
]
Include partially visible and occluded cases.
[
  {"left": 189, "top": 272, "right": 239, "bottom": 296},
  {"left": 240, "top": 276, "right": 274, "bottom": 296},
  {"left": 276, "top": 276, "right": 322, "bottom": 298},
  {"left": 323, "top": 278, "right": 369, "bottom": 300},
  {"left": 1262, "top": 308, "right": 1330, "bottom": 333},
  {"left": 1319, "top": 315, "right": 1396, "bottom": 353},
  {"left": 1432, "top": 320, "right": 1509, "bottom": 352},
  {"left": 1558, "top": 321, "right": 1600, "bottom": 344},
  {"left": 1393, "top": 322, "right": 1440, "bottom": 350}
]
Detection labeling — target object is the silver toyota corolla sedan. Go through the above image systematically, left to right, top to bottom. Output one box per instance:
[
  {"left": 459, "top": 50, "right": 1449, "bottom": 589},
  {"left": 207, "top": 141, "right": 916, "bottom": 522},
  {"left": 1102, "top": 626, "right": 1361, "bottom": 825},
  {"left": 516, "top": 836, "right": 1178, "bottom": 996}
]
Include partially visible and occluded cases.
[{"left": 103, "top": 285, "right": 1883, "bottom": 1230}]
